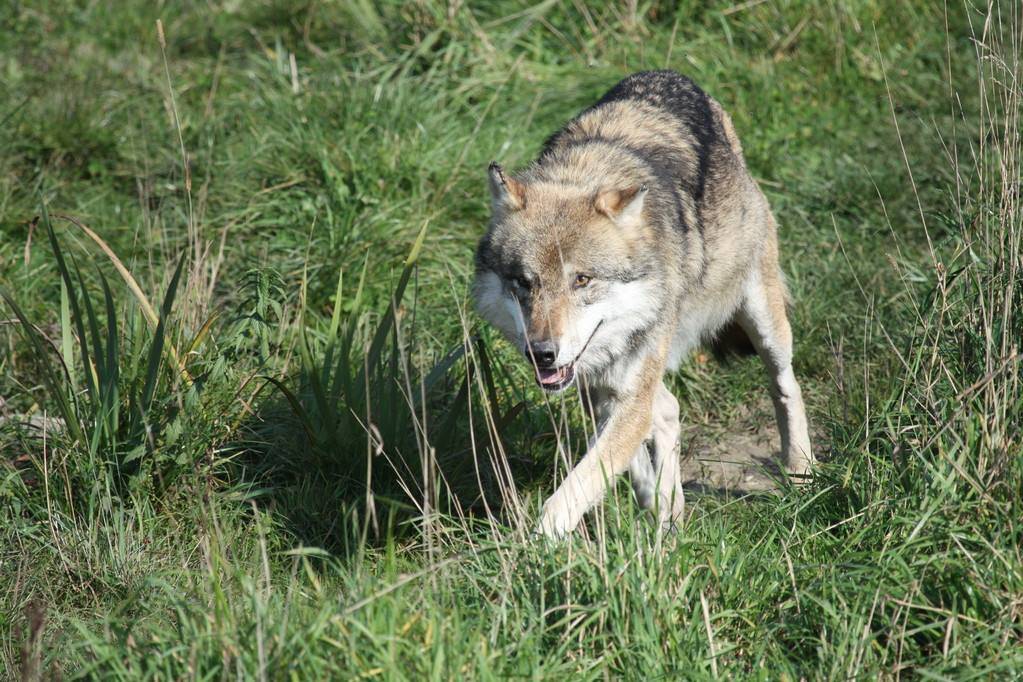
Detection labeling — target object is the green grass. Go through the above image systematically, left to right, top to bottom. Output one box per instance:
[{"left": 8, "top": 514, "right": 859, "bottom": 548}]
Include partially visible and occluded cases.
[{"left": 2, "top": 0, "right": 1021, "bottom": 678}]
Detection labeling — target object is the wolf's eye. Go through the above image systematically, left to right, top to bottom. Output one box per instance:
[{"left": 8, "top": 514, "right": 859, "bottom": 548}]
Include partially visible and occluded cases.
[
  {"left": 573, "top": 274, "right": 592, "bottom": 289},
  {"left": 513, "top": 276, "right": 532, "bottom": 292}
]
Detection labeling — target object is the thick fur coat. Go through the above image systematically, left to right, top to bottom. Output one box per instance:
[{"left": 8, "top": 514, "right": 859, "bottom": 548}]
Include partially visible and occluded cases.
[{"left": 474, "top": 71, "right": 813, "bottom": 537}]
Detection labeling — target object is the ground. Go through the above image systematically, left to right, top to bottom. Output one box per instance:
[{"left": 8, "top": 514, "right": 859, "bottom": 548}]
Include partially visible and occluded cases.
[
  {"left": 1, "top": 1, "right": 1021, "bottom": 679},
  {"left": 679, "top": 396, "right": 800, "bottom": 495}
]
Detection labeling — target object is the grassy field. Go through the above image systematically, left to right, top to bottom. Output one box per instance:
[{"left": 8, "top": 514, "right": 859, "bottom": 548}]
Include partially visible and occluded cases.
[{"left": 1, "top": 0, "right": 1021, "bottom": 678}]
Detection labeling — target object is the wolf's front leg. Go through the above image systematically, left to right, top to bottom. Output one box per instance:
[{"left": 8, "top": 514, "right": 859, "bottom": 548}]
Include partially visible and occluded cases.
[
  {"left": 537, "top": 354, "right": 666, "bottom": 538},
  {"left": 537, "top": 455, "right": 614, "bottom": 537}
]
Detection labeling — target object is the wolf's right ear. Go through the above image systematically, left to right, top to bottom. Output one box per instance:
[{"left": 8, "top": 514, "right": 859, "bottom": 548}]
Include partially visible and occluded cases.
[{"left": 488, "top": 162, "right": 526, "bottom": 212}]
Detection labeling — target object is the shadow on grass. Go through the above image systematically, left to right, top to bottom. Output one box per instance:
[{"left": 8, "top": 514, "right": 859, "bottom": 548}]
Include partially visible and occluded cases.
[{"left": 226, "top": 338, "right": 549, "bottom": 559}]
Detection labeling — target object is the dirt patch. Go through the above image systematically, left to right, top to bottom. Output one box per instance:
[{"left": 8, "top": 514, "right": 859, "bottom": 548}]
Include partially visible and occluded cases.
[
  {"left": 678, "top": 398, "right": 814, "bottom": 495},
  {"left": 680, "top": 426, "right": 784, "bottom": 494}
]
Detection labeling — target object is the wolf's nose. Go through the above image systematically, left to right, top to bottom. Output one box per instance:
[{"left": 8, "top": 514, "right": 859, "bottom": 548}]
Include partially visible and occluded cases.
[{"left": 526, "top": 340, "right": 558, "bottom": 369}]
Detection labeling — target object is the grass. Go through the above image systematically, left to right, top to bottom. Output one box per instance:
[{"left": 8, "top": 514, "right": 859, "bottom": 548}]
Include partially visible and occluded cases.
[{"left": 1, "top": 0, "right": 1021, "bottom": 678}]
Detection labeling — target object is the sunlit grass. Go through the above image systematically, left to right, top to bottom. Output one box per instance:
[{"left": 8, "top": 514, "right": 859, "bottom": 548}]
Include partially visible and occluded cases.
[{"left": 1, "top": 1, "right": 1020, "bottom": 678}]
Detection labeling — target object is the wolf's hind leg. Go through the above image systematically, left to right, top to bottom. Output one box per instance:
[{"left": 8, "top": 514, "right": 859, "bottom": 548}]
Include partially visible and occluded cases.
[
  {"left": 737, "top": 269, "right": 814, "bottom": 476},
  {"left": 628, "top": 383, "right": 685, "bottom": 527},
  {"left": 628, "top": 443, "right": 657, "bottom": 509}
]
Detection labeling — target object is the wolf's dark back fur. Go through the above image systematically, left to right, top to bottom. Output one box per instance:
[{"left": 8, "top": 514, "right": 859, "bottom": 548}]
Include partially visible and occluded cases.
[{"left": 540, "top": 71, "right": 721, "bottom": 204}]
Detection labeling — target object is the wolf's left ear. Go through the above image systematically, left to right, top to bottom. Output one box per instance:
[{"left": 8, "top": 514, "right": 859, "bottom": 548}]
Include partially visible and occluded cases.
[
  {"left": 488, "top": 162, "right": 526, "bottom": 211},
  {"left": 595, "top": 186, "right": 647, "bottom": 228}
]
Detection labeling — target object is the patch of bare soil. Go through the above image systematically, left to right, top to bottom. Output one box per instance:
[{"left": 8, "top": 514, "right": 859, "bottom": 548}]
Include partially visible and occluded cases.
[{"left": 678, "top": 398, "right": 820, "bottom": 495}]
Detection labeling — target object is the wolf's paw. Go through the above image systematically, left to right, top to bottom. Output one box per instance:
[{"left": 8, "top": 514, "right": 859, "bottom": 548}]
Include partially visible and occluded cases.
[
  {"left": 786, "top": 455, "right": 816, "bottom": 483},
  {"left": 655, "top": 492, "right": 686, "bottom": 533},
  {"left": 536, "top": 494, "right": 579, "bottom": 539}
]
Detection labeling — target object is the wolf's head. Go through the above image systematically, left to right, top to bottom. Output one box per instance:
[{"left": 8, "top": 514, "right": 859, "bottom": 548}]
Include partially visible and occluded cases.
[{"left": 473, "top": 163, "right": 664, "bottom": 392}]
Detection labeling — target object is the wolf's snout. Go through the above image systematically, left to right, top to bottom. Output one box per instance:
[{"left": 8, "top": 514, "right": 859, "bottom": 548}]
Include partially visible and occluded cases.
[{"left": 525, "top": 340, "right": 558, "bottom": 368}]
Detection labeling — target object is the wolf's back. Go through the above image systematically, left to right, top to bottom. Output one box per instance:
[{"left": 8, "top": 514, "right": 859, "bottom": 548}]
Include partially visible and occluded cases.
[
  {"left": 538, "top": 70, "right": 729, "bottom": 204},
  {"left": 590, "top": 70, "right": 717, "bottom": 140}
]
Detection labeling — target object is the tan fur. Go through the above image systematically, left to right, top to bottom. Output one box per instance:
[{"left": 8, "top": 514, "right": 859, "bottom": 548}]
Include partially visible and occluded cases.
[
  {"left": 474, "top": 71, "right": 814, "bottom": 537},
  {"left": 709, "top": 99, "right": 744, "bottom": 157}
]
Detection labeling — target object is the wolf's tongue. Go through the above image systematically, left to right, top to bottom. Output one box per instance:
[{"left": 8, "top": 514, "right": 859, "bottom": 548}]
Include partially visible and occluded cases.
[{"left": 537, "top": 366, "right": 566, "bottom": 385}]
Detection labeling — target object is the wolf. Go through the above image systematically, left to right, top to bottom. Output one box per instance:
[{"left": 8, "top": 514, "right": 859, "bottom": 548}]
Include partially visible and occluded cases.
[{"left": 473, "top": 71, "right": 813, "bottom": 538}]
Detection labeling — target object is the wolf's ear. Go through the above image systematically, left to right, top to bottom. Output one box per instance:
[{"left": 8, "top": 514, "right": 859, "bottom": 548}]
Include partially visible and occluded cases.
[
  {"left": 488, "top": 162, "right": 526, "bottom": 211},
  {"left": 595, "top": 186, "right": 647, "bottom": 229}
]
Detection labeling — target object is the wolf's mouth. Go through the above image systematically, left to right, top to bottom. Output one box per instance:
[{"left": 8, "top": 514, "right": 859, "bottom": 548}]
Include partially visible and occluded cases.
[
  {"left": 531, "top": 320, "right": 603, "bottom": 393},
  {"left": 535, "top": 363, "right": 576, "bottom": 392}
]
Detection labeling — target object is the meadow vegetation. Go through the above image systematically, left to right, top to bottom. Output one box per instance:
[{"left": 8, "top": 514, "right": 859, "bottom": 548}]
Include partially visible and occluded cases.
[{"left": 1, "top": 0, "right": 1021, "bottom": 678}]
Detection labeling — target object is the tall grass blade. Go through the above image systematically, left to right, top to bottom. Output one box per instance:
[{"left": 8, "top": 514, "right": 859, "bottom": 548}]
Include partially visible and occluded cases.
[
  {"left": 44, "top": 210, "right": 98, "bottom": 402},
  {"left": 361, "top": 222, "right": 428, "bottom": 383},
  {"left": 141, "top": 256, "right": 186, "bottom": 411},
  {"left": 0, "top": 288, "right": 84, "bottom": 447}
]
